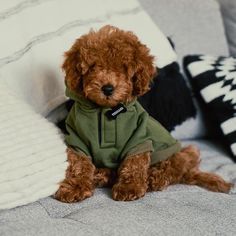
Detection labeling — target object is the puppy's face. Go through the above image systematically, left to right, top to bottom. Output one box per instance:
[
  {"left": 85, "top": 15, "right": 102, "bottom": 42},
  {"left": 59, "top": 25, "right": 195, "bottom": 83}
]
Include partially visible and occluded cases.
[
  {"left": 63, "top": 25, "right": 156, "bottom": 107},
  {"left": 82, "top": 66, "right": 133, "bottom": 107}
]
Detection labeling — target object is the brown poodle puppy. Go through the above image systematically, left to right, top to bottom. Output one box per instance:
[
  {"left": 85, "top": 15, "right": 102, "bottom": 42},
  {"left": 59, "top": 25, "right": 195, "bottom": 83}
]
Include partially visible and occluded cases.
[{"left": 55, "top": 25, "right": 232, "bottom": 203}]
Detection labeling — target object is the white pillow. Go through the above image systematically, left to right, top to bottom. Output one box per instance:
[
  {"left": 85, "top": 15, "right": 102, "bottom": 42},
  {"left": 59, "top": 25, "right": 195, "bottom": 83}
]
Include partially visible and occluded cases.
[
  {"left": 0, "top": 0, "right": 176, "bottom": 116},
  {"left": 0, "top": 82, "right": 67, "bottom": 210}
]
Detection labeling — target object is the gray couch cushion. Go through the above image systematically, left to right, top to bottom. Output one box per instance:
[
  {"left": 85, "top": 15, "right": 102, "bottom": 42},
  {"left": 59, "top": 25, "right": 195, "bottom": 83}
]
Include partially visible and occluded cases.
[
  {"left": 139, "top": 0, "right": 229, "bottom": 64},
  {"left": 218, "top": 0, "right": 236, "bottom": 57}
]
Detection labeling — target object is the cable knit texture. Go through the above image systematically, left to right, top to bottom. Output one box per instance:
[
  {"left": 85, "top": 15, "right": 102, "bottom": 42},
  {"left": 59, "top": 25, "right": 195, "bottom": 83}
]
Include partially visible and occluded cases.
[{"left": 0, "top": 83, "right": 68, "bottom": 210}]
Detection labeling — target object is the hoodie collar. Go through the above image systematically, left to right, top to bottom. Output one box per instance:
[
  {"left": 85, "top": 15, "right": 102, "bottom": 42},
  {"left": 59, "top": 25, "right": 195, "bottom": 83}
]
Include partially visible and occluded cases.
[{"left": 65, "top": 87, "right": 136, "bottom": 111}]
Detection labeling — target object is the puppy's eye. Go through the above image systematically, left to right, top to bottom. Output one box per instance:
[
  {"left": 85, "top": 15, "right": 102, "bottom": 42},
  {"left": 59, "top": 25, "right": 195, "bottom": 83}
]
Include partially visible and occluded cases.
[
  {"left": 89, "top": 63, "right": 96, "bottom": 71},
  {"left": 131, "top": 75, "right": 137, "bottom": 82}
]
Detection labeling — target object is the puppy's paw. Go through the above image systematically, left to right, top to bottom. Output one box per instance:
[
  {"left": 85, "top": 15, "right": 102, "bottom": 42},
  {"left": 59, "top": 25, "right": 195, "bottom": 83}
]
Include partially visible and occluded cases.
[
  {"left": 147, "top": 168, "right": 170, "bottom": 192},
  {"left": 55, "top": 180, "right": 94, "bottom": 203},
  {"left": 112, "top": 182, "right": 147, "bottom": 201}
]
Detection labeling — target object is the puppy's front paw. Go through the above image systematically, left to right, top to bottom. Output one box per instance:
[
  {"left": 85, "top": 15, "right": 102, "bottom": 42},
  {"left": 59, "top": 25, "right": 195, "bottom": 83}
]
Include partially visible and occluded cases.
[
  {"left": 55, "top": 180, "right": 94, "bottom": 203},
  {"left": 112, "top": 182, "right": 147, "bottom": 201}
]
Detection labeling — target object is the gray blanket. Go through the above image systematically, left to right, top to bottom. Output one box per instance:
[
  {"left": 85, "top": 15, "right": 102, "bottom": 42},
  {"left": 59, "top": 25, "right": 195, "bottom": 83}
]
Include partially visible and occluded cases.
[{"left": 1, "top": 140, "right": 236, "bottom": 236}]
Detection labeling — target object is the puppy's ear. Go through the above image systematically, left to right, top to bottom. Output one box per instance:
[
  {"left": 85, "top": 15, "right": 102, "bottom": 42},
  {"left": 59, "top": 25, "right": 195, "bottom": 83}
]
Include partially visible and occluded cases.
[
  {"left": 62, "top": 42, "right": 86, "bottom": 92},
  {"left": 132, "top": 45, "right": 156, "bottom": 96}
]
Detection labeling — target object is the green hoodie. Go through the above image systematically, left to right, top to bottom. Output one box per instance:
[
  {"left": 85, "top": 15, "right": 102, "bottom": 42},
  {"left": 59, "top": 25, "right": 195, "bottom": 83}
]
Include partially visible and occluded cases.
[{"left": 65, "top": 88, "right": 181, "bottom": 169}]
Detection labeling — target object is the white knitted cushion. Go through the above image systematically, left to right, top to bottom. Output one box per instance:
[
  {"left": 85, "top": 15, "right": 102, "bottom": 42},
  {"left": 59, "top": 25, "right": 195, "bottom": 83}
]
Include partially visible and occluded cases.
[{"left": 0, "top": 82, "right": 67, "bottom": 210}]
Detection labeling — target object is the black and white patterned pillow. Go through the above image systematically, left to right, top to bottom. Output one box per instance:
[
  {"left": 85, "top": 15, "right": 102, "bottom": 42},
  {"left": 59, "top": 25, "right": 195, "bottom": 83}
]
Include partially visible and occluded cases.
[
  {"left": 184, "top": 55, "right": 236, "bottom": 160},
  {"left": 139, "top": 62, "right": 196, "bottom": 132}
]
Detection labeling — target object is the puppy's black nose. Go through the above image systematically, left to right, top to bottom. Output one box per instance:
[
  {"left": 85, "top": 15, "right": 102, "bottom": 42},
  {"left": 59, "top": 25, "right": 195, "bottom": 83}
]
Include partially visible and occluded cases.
[{"left": 102, "top": 84, "right": 114, "bottom": 96}]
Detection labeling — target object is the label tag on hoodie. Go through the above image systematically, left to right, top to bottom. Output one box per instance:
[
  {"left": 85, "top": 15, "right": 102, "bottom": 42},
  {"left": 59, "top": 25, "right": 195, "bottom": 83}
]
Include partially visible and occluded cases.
[{"left": 106, "top": 104, "right": 127, "bottom": 120}]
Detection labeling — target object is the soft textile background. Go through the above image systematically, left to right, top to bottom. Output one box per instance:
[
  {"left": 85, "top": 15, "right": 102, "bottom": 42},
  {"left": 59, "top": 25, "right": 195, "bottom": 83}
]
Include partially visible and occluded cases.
[
  {"left": 0, "top": 0, "right": 176, "bottom": 116},
  {"left": 139, "top": 0, "right": 229, "bottom": 65},
  {"left": 184, "top": 55, "right": 236, "bottom": 160},
  {"left": 0, "top": 82, "right": 67, "bottom": 210}
]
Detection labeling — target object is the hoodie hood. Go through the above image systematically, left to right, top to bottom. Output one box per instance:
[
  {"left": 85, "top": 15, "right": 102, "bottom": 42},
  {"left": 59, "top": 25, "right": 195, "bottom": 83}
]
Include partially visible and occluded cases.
[
  {"left": 65, "top": 87, "right": 137, "bottom": 111},
  {"left": 65, "top": 87, "right": 99, "bottom": 111}
]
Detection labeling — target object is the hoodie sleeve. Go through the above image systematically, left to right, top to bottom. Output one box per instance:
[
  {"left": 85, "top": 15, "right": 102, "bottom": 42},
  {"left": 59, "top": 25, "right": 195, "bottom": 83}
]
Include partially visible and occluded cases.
[
  {"left": 124, "top": 105, "right": 181, "bottom": 164},
  {"left": 122, "top": 109, "right": 154, "bottom": 158},
  {"left": 147, "top": 116, "right": 181, "bottom": 164}
]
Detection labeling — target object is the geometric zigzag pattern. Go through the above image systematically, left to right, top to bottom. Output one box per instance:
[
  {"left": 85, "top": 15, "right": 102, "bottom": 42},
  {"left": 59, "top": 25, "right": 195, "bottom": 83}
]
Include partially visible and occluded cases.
[{"left": 184, "top": 55, "right": 236, "bottom": 160}]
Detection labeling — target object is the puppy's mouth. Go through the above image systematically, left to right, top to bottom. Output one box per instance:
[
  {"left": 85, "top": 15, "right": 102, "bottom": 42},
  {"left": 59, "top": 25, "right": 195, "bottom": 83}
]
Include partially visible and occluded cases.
[
  {"left": 84, "top": 90, "right": 118, "bottom": 108},
  {"left": 99, "top": 94, "right": 121, "bottom": 107},
  {"left": 105, "top": 95, "right": 113, "bottom": 100}
]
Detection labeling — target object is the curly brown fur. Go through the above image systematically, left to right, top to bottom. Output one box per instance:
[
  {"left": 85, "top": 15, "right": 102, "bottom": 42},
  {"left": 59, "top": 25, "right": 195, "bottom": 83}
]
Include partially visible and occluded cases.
[
  {"left": 56, "top": 25, "right": 232, "bottom": 203},
  {"left": 148, "top": 145, "right": 232, "bottom": 193},
  {"left": 148, "top": 145, "right": 200, "bottom": 191},
  {"left": 94, "top": 146, "right": 232, "bottom": 195},
  {"left": 55, "top": 149, "right": 95, "bottom": 203},
  {"left": 112, "top": 152, "right": 151, "bottom": 201},
  {"left": 94, "top": 168, "right": 117, "bottom": 188},
  {"left": 181, "top": 170, "right": 233, "bottom": 193}
]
